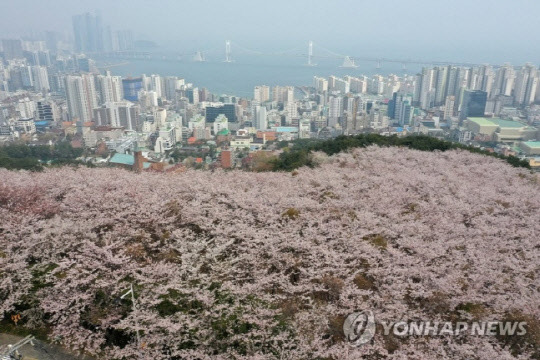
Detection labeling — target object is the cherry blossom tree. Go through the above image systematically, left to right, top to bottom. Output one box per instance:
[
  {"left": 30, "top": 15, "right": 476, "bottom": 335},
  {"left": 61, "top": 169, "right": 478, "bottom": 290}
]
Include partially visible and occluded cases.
[{"left": 0, "top": 146, "right": 538, "bottom": 359}]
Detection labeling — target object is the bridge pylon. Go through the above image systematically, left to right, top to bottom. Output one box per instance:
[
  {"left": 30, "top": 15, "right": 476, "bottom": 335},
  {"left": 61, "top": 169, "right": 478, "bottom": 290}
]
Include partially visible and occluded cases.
[
  {"left": 224, "top": 40, "right": 232, "bottom": 62},
  {"left": 307, "top": 41, "right": 316, "bottom": 66}
]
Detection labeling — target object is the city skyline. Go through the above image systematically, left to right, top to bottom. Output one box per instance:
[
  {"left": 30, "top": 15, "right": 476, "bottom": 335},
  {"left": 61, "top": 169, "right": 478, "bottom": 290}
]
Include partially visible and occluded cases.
[
  {"left": 1, "top": 0, "right": 540, "bottom": 64},
  {"left": 2, "top": 2, "right": 540, "bottom": 360}
]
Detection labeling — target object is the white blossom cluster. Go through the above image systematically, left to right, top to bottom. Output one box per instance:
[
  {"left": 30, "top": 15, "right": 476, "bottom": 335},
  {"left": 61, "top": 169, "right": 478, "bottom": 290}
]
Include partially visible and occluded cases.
[{"left": 0, "top": 146, "right": 538, "bottom": 359}]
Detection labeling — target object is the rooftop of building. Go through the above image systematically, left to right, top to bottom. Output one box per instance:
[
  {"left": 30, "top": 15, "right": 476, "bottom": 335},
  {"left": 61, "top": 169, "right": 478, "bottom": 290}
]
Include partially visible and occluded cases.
[
  {"left": 467, "top": 117, "right": 499, "bottom": 126},
  {"left": 468, "top": 117, "right": 526, "bottom": 128},
  {"left": 494, "top": 119, "right": 527, "bottom": 128},
  {"left": 34, "top": 120, "right": 51, "bottom": 126},
  {"left": 94, "top": 126, "right": 124, "bottom": 132},
  {"left": 273, "top": 126, "right": 298, "bottom": 132},
  {"left": 394, "top": 127, "right": 413, "bottom": 132},
  {"left": 522, "top": 141, "right": 540, "bottom": 149},
  {"left": 109, "top": 153, "right": 151, "bottom": 168}
]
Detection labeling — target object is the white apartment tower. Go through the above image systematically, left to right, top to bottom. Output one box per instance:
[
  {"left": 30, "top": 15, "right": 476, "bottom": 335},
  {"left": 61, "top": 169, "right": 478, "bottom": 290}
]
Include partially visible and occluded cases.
[
  {"left": 493, "top": 64, "right": 515, "bottom": 97},
  {"left": 514, "top": 64, "right": 538, "bottom": 106},
  {"left": 478, "top": 65, "right": 494, "bottom": 98},
  {"left": 31, "top": 66, "right": 50, "bottom": 92},
  {"left": 433, "top": 66, "right": 448, "bottom": 106},
  {"left": 419, "top": 67, "right": 435, "bottom": 109},
  {"left": 97, "top": 72, "right": 123, "bottom": 104},
  {"left": 65, "top": 74, "right": 98, "bottom": 123},
  {"left": 150, "top": 74, "right": 163, "bottom": 98},
  {"left": 313, "top": 76, "right": 328, "bottom": 92},
  {"left": 254, "top": 85, "right": 270, "bottom": 103},
  {"left": 285, "top": 86, "right": 295, "bottom": 104},
  {"left": 328, "top": 96, "right": 343, "bottom": 128},
  {"left": 444, "top": 96, "right": 455, "bottom": 120},
  {"left": 254, "top": 105, "right": 267, "bottom": 130}
]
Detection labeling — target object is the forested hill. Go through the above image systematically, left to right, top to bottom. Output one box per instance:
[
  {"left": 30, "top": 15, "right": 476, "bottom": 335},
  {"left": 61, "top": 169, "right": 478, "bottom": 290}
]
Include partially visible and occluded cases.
[{"left": 272, "top": 134, "right": 531, "bottom": 171}]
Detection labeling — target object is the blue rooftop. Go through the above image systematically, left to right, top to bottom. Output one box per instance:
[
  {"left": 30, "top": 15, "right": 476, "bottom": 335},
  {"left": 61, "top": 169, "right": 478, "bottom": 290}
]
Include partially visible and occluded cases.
[
  {"left": 274, "top": 127, "right": 298, "bottom": 132},
  {"left": 522, "top": 141, "right": 540, "bottom": 149},
  {"left": 109, "top": 153, "right": 151, "bottom": 168}
]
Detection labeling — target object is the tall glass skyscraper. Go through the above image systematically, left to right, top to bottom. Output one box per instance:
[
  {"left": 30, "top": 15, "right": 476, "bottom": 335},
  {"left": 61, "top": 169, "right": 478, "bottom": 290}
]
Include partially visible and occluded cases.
[
  {"left": 460, "top": 90, "right": 487, "bottom": 121},
  {"left": 205, "top": 104, "right": 236, "bottom": 123}
]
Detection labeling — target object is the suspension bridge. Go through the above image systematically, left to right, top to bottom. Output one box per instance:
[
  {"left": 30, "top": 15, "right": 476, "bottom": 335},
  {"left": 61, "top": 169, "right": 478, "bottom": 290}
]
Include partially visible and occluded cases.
[{"left": 95, "top": 40, "right": 488, "bottom": 69}]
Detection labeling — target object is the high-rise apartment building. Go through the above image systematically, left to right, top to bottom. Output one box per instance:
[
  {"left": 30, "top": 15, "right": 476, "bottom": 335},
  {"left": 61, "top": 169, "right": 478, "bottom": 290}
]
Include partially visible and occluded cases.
[
  {"left": 72, "top": 11, "right": 104, "bottom": 53},
  {"left": 113, "top": 30, "right": 134, "bottom": 51},
  {"left": 1, "top": 39, "right": 24, "bottom": 60},
  {"left": 513, "top": 63, "right": 538, "bottom": 106},
  {"left": 493, "top": 64, "right": 515, "bottom": 97},
  {"left": 478, "top": 65, "right": 494, "bottom": 98},
  {"left": 31, "top": 66, "right": 50, "bottom": 92},
  {"left": 433, "top": 66, "right": 448, "bottom": 106},
  {"left": 419, "top": 67, "right": 435, "bottom": 109},
  {"left": 96, "top": 72, "right": 123, "bottom": 104},
  {"left": 413, "top": 73, "right": 422, "bottom": 105},
  {"left": 64, "top": 74, "right": 98, "bottom": 122},
  {"left": 150, "top": 74, "right": 163, "bottom": 98},
  {"left": 370, "top": 75, "right": 384, "bottom": 95},
  {"left": 164, "top": 76, "right": 185, "bottom": 100},
  {"left": 313, "top": 76, "right": 328, "bottom": 93},
  {"left": 348, "top": 76, "right": 368, "bottom": 94},
  {"left": 330, "top": 77, "right": 350, "bottom": 94},
  {"left": 254, "top": 85, "right": 270, "bottom": 103},
  {"left": 272, "top": 86, "right": 283, "bottom": 103},
  {"left": 285, "top": 86, "right": 295, "bottom": 104},
  {"left": 186, "top": 87, "right": 199, "bottom": 104},
  {"left": 393, "top": 93, "right": 412, "bottom": 122},
  {"left": 328, "top": 96, "right": 343, "bottom": 128},
  {"left": 444, "top": 96, "right": 455, "bottom": 120},
  {"left": 398, "top": 100, "right": 413, "bottom": 126},
  {"left": 93, "top": 101, "right": 139, "bottom": 130},
  {"left": 285, "top": 101, "right": 298, "bottom": 120},
  {"left": 254, "top": 105, "right": 267, "bottom": 130}
]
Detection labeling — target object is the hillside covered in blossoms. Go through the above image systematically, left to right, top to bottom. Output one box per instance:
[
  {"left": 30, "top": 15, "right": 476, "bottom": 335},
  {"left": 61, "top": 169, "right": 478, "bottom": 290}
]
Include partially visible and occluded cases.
[{"left": 1, "top": 146, "right": 539, "bottom": 359}]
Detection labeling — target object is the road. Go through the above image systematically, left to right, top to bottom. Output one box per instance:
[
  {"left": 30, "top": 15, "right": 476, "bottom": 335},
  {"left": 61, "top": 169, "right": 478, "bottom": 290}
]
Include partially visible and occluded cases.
[{"left": 0, "top": 334, "right": 91, "bottom": 360}]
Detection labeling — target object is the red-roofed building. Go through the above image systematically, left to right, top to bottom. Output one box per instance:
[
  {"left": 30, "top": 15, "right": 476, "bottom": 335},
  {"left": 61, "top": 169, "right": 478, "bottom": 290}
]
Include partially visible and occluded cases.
[
  {"left": 256, "top": 131, "right": 277, "bottom": 141},
  {"left": 221, "top": 150, "right": 232, "bottom": 169}
]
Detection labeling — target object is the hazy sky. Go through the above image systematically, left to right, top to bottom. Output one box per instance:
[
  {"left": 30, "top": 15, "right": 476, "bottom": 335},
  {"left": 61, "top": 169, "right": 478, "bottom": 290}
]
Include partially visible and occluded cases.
[{"left": 1, "top": 0, "right": 539, "bottom": 64}]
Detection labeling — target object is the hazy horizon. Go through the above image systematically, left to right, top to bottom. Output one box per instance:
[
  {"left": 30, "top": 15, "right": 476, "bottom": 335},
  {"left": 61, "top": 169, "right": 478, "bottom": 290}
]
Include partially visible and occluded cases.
[{"left": 1, "top": 0, "right": 539, "bottom": 65}]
